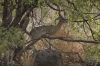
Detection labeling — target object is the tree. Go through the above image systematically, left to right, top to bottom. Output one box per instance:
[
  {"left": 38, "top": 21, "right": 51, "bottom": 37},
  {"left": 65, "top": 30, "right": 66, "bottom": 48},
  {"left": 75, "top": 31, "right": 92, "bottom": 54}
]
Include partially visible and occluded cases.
[
  {"left": 0, "top": 0, "right": 100, "bottom": 66},
  {"left": 1, "top": 0, "right": 100, "bottom": 42}
]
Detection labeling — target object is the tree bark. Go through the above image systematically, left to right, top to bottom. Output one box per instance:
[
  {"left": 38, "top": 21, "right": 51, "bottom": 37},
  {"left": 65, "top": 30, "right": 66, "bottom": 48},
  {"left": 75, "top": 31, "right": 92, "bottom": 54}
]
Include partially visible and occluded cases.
[
  {"left": 1, "top": 0, "right": 12, "bottom": 27},
  {"left": 9, "top": 0, "right": 23, "bottom": 27}
]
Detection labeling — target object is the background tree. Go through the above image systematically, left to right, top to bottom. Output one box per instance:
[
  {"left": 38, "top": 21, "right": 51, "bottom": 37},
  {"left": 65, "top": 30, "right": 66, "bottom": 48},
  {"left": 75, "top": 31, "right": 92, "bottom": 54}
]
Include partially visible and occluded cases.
[{"left": 0, "top": 0, "right": 100, "bottom": 66}]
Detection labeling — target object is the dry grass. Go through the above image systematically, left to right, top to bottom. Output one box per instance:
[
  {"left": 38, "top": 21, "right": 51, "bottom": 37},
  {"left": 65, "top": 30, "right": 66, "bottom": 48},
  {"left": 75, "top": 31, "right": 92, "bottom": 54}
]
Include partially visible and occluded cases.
[{"left": 21, "top": 50, "right": 34, "bottom": 66}]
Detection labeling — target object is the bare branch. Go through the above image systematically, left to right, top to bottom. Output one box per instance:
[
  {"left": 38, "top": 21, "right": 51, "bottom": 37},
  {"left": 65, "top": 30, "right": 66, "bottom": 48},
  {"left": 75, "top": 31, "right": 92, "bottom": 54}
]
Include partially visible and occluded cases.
[
  {"left": 66, "top": 0, "right": 78, "bottom": 11},
  {"left": 90, "top": 1, "right": 100, "bottom": 20},
  {"left": 46, "top": 3, "right": 64, "bottom": 11},
  {"left": 84, "top": 12, "right": 99, "bottom": 14},
  {"left": 93, "top": 13, "right": 100, "bottom": 20},
  {"left": 73, "top": 20, "right": 85, "bottom": 22},
  {"left": 85, "top": 20, "right": 96, "bottom": 40},
  {"left": 83, "top": 22, "right": 90, "bottom": 38},
  {"left": 19, "top": 34, "right": 100, "bottom": 55},
  {"left": 43, "top": 35, "right": 100, "bottom": 44},
  {"left": 19, "top": 38, "right": 40, "bottom": 54}
]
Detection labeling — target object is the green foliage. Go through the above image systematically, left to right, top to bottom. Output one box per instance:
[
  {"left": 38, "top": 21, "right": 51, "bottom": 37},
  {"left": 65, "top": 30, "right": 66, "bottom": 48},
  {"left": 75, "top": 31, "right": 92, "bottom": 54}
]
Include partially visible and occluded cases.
[
  {"left": 23, "top": 0, "right": 34, "bottom": 4},
  {"left": 38, "top": 0, "right": 45, "bottom": 6},
  {"left": 0, "top": 18, "right": 2, "bottom": 23},
  {"left": 0, "top": 27, "right": 25, "bottom": 52},
  {"left": 84, "top": 44, "right": 100, "bottom": 66},
  {"left": 86, "top": 45, "right": 99, "bottom": 57}
]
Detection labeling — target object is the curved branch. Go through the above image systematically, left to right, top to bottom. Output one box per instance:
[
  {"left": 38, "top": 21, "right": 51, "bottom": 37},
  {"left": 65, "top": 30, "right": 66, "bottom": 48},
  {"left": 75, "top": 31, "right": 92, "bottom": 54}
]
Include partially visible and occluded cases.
[
  {"left": 66, "top": 0, "right": 78, "bottom": 11},
  {"left": 46, "top": 3, "right": 64, "bottom": 11}
]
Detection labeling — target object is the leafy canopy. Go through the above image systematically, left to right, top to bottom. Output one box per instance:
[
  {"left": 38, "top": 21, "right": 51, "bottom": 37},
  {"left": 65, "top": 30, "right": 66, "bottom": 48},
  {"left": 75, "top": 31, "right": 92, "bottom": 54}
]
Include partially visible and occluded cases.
[{"left": 0, "top": 27, "right": 25, "bottom": 52}]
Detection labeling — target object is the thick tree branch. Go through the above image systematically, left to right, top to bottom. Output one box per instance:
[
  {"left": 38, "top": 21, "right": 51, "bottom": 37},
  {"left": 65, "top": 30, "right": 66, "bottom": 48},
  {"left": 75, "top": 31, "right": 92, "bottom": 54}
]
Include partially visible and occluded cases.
[
  {"left": 19, "top": 34, "right": 100, "bottom": 55},
  {"left": 43, "top": 35, "right": 100, "bottom": 44}
]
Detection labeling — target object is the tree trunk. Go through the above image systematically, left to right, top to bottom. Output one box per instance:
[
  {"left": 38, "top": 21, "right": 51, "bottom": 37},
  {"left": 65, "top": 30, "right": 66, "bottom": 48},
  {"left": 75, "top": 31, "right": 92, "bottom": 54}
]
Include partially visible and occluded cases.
[{"left": 1, "top": 0, "right": 12, "bottom": 27}]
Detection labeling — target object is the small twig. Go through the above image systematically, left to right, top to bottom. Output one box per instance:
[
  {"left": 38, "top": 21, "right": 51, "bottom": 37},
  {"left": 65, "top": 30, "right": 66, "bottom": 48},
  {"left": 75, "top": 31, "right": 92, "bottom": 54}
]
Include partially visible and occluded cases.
[
  {"left": 84, "top": 12, "right": 99, "bottom": 14},
  {"left": 92, "top": 13, "right": 100, "bottom": 20},
  {"left": 73, "top": 20, "right": 85, "bottom": 22},
  {"left": 85, "top": 20, "right": 96, "bottom": 40},
  {"left": 83, "top": 22, "right": 89, "bottom": 38}
]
